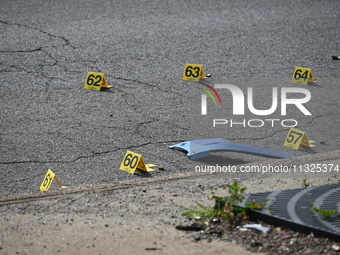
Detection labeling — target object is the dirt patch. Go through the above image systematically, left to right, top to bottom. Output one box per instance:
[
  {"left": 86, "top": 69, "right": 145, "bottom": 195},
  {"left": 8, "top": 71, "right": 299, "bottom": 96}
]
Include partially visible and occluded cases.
[{"left": 0, "top": 168, "right": 339, "bottom": 255}]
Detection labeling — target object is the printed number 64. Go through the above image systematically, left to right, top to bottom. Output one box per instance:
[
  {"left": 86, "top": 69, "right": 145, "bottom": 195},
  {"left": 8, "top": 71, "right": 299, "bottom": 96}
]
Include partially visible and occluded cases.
[{"left": 294, "top": 69, "right": 308, "bottom": 81}]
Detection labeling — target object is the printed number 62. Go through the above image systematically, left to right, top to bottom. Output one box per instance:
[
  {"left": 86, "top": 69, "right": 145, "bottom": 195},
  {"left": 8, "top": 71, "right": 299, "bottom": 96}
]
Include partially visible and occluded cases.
[{"left": 87, "top": 74, "right": 102, "bottom": 86}]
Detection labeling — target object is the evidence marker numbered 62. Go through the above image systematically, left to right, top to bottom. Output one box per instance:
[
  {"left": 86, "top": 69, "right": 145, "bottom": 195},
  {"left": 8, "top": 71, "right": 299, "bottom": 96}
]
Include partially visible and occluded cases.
[{"left": 84, "top": 72, "right": 114, "bottom": 91}]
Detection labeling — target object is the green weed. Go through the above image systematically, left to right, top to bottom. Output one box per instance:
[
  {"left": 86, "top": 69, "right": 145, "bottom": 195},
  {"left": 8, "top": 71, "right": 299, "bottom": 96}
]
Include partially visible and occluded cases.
[
  {"left": 302, "top": 179, "right": 312, "bottom": 188},
  {"left": 180, "top": 180, "right": 269, "bottom": 223},
  {"left": 311, "top": 202, "right": 340, "bottom": 218}
]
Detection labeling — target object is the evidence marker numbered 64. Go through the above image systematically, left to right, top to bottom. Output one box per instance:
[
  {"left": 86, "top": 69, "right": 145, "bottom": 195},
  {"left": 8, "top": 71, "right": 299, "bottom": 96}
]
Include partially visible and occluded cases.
[{"left": 291, "top": 67, "right": 317, "bottom": 85}]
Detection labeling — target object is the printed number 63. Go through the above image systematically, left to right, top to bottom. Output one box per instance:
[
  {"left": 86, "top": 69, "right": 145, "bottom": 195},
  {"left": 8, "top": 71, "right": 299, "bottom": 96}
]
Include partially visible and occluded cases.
[{"left": 185, "top": 66, "right": 200, "bottom": 78}]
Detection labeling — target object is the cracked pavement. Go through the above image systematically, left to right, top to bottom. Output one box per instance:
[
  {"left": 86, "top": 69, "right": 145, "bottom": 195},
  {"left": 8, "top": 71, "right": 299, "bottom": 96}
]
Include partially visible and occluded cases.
[{"left": 1, "top": 0, "right": 340, "bottom": 196}]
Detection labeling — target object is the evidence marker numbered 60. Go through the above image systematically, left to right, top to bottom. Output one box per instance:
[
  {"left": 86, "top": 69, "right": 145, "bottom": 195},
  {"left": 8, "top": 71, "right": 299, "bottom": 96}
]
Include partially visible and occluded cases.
[{"left": 119, "top": 151, "right": 157, "bottom": 175}]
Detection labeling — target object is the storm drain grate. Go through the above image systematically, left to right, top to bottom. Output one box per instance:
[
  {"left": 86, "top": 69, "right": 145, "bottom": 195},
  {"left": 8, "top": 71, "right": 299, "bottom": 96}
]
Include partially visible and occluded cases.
[{"left": 237, "top": 183, "right": 340, "bottom": 241}]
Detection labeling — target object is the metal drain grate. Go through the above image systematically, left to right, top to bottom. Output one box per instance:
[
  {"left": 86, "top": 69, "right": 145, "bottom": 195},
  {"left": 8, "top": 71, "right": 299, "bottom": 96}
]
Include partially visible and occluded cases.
[{"left": 237, "top": 184, "right": 340, "bottom": 241}]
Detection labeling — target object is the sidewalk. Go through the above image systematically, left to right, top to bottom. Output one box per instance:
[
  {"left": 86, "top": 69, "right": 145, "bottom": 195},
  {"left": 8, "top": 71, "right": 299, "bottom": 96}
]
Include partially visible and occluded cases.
[{"left": 0, "top": 150, "right": 339, "bottom": 255}]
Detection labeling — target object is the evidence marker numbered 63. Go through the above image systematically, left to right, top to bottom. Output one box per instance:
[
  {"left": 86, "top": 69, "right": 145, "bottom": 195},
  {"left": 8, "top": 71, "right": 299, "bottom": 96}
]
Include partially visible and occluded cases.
[{"left": 182, "top": 64, "right": 205, "bottom": 82}]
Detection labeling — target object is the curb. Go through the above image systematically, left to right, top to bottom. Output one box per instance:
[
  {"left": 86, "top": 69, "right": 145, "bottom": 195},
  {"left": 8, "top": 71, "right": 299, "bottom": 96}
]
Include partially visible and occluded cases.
[{"left": 1, "top": 150, "right": 339, "bottom": 206}]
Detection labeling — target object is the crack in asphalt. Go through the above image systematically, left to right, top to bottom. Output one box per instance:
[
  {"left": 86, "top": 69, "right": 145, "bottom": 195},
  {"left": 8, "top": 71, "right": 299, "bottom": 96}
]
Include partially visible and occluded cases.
[
  {"left": 0, "top": 19, "right": 75, "bottom": 50},
  {"left": 0, "top": 20, "right": 188, "bottom": 173},
  {"left": 0, "top": 21, "right": 184, "bottom": 102},
  {"left": 0, "top": 47, "right": 43, "bottom": 53},
  {"left": 79, "top": 62, "right": 185, "bottom": 98},
  {"left": 0, "top": 64, "right": 29, "bottom": 73},
  {"left": 112, "top": 76, "right": 184, "bottom": 97},
  {"left": 228, "top": 111, "right": 340, "bottom": 142},
  {"left": 306, "top": 112, "right": 340, "bottom": 125},
  {"left": 136, "top": 119, "right": 189, "bottom": 139},
  {"left": 232, "top": 128, "right": 288, "bottom": 141},
  {"left": 0, "top": 139, "right": 184, "bottom": 165},
  {"left": 0, "top": 174, "right": 42, "bottom": 186}
]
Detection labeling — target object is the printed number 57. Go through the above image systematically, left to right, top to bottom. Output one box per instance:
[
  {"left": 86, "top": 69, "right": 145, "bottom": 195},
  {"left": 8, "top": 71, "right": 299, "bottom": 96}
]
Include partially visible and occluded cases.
[{"left": 287, "top": 131, "right": 303, "bottom": 144}]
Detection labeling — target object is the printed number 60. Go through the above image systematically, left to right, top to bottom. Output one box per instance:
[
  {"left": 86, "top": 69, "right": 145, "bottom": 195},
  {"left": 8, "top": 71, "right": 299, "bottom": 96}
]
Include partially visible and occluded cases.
[{"left": 123, "top": 154, "right": 139, "bottom": 169}]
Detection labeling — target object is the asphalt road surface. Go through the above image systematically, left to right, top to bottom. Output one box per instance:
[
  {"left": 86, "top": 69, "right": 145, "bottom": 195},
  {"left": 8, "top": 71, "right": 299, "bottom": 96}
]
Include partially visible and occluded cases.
[{"left": 1, "top": 0, "right": 339, "bottom": 196}]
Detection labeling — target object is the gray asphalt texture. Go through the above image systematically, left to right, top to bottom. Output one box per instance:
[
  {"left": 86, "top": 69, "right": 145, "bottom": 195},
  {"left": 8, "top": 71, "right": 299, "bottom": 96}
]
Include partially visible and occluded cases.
[{"left": 1, "top": 0, "right": 339, "bottom": 196}]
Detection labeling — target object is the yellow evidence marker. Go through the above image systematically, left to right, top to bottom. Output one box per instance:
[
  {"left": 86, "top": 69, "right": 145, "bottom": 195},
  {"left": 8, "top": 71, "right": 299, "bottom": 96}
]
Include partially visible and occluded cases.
[
  {"left": 182, "top": 64, "right": 205, "bottom": 82},
  {"left": 291, "top": 67, "right": 317, "bottom": 85},
  {"left": 84, "top": 72, "right": 114, "bottom": 91},
  {"left": 283, "top": 128, "right": 316, "bottom": 150},
  {"left": 119, "top": 151, "right": 157, "bottom": 175},
  {"left": 40, "top": 169, "right": 68, "bottom": 191}
]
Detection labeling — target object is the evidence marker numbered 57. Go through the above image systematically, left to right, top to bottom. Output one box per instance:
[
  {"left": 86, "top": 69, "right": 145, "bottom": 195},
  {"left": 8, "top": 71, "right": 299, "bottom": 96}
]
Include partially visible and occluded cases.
[{"left": 283, "top": 128, "right": 315, "bottom": 150}]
